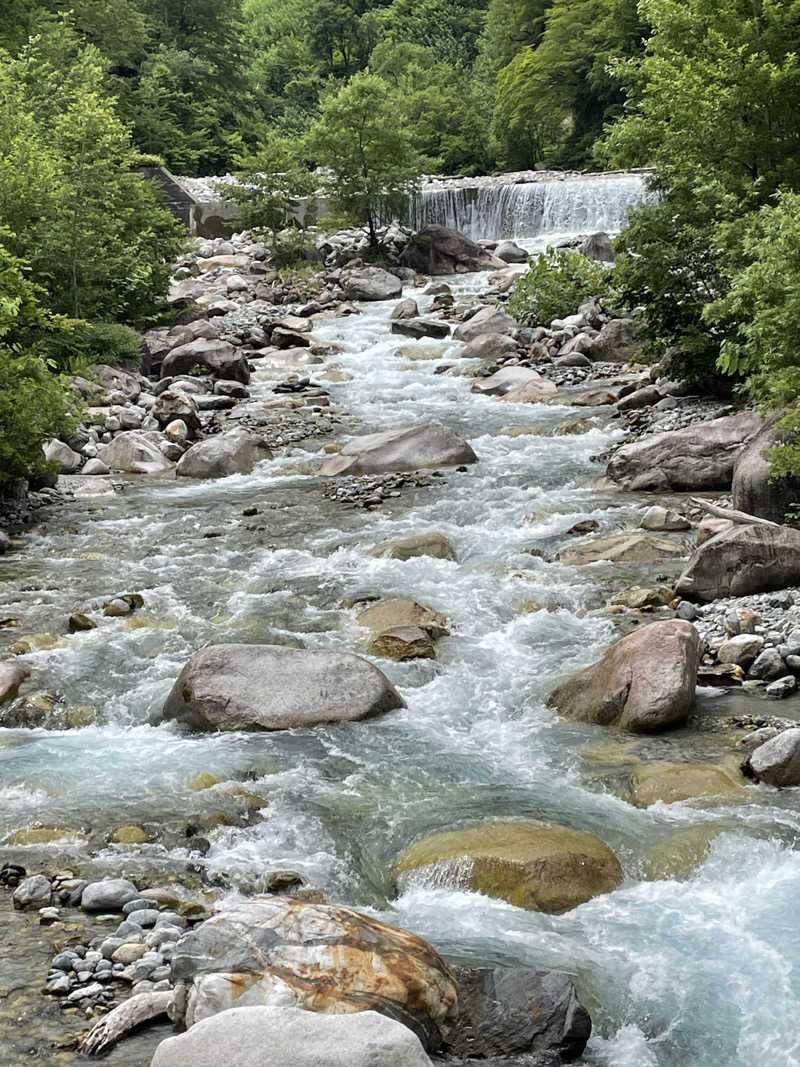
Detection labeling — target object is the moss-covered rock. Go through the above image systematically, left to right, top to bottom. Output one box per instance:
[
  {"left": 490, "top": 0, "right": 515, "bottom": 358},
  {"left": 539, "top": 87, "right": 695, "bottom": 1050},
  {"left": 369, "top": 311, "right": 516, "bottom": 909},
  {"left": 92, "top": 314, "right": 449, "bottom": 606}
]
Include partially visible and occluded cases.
[
  {"left": 395, "top": 820, "right": 623, "bottom": 913},
  {"left": 109, "top": 824, "right": 148, "bottom": 844}
]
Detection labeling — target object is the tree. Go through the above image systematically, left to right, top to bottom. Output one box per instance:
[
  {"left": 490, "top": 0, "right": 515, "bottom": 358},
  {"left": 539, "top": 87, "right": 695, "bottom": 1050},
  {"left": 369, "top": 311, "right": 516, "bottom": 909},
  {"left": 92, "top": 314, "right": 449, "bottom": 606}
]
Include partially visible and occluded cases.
[
  {"left": 602, "top": 0, "right": 800, "bottom": 385},
  {"left": 307, "top": 72, "right": 424, "bottom": 248},
  {"left": 230, "top": 132, "right": 317, "bottom": 262},
  {"left": 0, "top": 233, "right": 77, "bottom": 485}
]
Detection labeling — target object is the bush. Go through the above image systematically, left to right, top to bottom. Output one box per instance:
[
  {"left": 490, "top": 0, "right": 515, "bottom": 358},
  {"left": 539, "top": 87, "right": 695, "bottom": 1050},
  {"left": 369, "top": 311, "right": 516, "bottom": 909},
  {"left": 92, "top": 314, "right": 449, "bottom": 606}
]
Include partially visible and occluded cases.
[
  {"left": 507, "top": 247, "right": 613, "bottom": 326},
  {"left": 44, "top": 321, "right": 144, "bottom": 373},
  {"left": 0, "top": 352, "right": 77, "bottom": 483}
]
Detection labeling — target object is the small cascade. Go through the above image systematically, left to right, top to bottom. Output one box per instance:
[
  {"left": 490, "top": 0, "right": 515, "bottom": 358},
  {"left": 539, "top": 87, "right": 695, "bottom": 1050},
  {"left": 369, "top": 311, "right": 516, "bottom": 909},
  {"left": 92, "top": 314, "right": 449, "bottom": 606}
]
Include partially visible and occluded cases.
[{"left": 409, "top": 172, "right": 654, "bottom": 241}]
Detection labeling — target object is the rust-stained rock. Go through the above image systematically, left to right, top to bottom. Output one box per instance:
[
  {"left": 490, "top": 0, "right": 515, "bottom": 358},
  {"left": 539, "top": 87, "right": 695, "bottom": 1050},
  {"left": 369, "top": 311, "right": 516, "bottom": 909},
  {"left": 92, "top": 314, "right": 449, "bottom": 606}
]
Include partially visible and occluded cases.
[{"left": 169, "top": 896, "right": 458, "bottom": 1050}]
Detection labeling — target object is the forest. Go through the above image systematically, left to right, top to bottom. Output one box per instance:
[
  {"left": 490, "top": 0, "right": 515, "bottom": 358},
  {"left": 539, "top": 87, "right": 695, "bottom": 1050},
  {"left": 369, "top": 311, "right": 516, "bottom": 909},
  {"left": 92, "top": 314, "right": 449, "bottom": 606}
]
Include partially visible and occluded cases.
[{"left": 3, "top": 0, "right": 800, "bottom": 481}]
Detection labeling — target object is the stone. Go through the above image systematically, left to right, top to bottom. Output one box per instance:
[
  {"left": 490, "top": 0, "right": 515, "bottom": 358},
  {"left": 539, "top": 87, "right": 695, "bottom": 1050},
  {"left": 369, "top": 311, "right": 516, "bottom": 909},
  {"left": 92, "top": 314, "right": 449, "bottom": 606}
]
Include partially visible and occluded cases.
[
  {"left": 400, "top": 225, "right": 504, "bottom": 275},
  {"left": 578, "top": 232, "right": 615, "bottom": 263},
  {"left": 494, "top": 240, "right": 528, "bottom": 264},
  {"left": 343, "top": 267, "right": 402, "bottom": 302},
  {"left": 391, "top": 298, "right": 420, "bottom": 320},
  {"left": 453, "top": 306, "right": 516, "bottom": 343},
  {"left": 391, "top": 318, "right": 450, "bottom": 340},
  {"left": 587, "top": 318, "right": 640, "bottom": 361},
  {"left": 461, "top": 333, "right": 518, "bottom": 361},
  {"left": 161, "top": 339, "right": 250, "bottom": 384},
  {"left": 90, "top": 363, "right": 142, "bottom": 401},
  {"left": 470, "top": 366, "right": 553, "bottom": 401},
  {"left": 214, "top": 380, "right": 249, "bottom": 398},
  {"left": 616, "top": 385, "right": 663, "bottom": 411},
  {"left": 573, "top": 389, "right": 618, "bottom": 406},
  {"left": 151, "top": 390, "right": 201, "bottom": 433},
  {"left": 607, "top": 412, "right": 762, "bottom": 491},
  {"left": 732, "top": 413, "right": 800, "bottom": 524},
  {"left": 320, "top": 421, "right": 477, "bottom": 476},
  {"left": 176, "top": 429, "right": 273, "bottom": 479},
  {"left": 98, "top": 432, "right": 175, "bottom": 474},
  {"left": 43, "top": 438, "right": 82, "bottom": 473},
  {"left": 81, "top": 457, "right": 110, "bottom": 475},
  {"left": 640, "top": 506, "right": 691, "bottom": 531},
  {"left": 697, "top": 516, "right": 735, "bottom": 544},
  {"left": 675, "top": 524, "right": 800, "bottom": 602},
  {"left": 370, "top": 532, "right": 456, "bottom": 562},
  {"left": 557, "top": 532, "right": 685, "bottom": 565},
  {"left": 610, "top": 586, "right": 673, "bottom": 609},
  {"left": 104, "top": 597, "right": 133, "bottom": 617},
  {"left": 357, "top": 597, "right": 449, "bottom": 639},
  {"left": 548, "top": 620, "right": 699, "bottom": 733},
  {"left": 368, "top": 626, "right": 437, "bottom": 660},
  {"left": 716, "top": 634, "right": 765, "bottom": 668},
  {"left": 160, "top": 644, "right": 404, "bottom": 732},
  {"left": 748, "top": 647, "right": 787, "bottom": 681},
  {"left": 0, "top": 662, "right": 29, "bottom": 705},
  {"left": 766, "top": 675, "right": 796, "bottom": 699},
  {"left": 745, "top": 728, "right": 800, "bottom": 785},
  {"left": 630, "top": 763, "right": 743, "bottom": 807},
  {"left": 189, "top": 772, "right": 222, "bottom": 790},
  {"left": 396, "top": 821, "right": 622, "bottom": 914},
  {"left": 109, "top": 825, "right": 148, "bottom": 844},
  {"left": 643, "top": 825, "right": 724, "bottom": 881},
  {"left": 13, "top": 875, "right": 52, "bottom": 910},
  {"left": 81, "top": 878, "right": 140, "bottom": 912},
  {"left": 169, "top": 896, "right": 457, "bottom": 1048},
  {"left": 113, "top": 943, "right": 148, "bottom": 964},
  {"left": 441, "top": 965, "right": 590, "bottom": 1061},
  {"left": 150, "top": 1006, "right": 433, "bottom": 1067}
]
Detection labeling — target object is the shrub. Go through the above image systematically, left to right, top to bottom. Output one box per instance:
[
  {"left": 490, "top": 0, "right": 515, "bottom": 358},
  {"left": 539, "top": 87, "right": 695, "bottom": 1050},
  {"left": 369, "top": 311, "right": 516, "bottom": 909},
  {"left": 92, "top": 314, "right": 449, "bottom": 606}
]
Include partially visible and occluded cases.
[
  {"left": 507, "top": 247, "right": 613, "bottom": 326},
  {"left": 44, "top": 321, "right": 144, "bottom": 372},
  {"left": 0, "top": 352, "right": 77, "bottom": 483}
]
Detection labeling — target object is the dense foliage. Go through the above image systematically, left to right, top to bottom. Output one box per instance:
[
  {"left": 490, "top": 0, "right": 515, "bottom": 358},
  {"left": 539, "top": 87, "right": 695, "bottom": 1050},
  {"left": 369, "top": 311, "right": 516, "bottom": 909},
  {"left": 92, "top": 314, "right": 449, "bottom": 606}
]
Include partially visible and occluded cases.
[{"left": 508, "top": 249, "right": 612, "bottom": 326}]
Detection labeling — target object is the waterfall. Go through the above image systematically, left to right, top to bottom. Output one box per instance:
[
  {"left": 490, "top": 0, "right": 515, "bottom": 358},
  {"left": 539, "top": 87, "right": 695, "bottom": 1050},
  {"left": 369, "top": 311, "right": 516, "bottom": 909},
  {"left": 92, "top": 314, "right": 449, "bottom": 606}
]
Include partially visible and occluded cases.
[{"left": 409, "top": 172, "right": 654, "bottom": 241}]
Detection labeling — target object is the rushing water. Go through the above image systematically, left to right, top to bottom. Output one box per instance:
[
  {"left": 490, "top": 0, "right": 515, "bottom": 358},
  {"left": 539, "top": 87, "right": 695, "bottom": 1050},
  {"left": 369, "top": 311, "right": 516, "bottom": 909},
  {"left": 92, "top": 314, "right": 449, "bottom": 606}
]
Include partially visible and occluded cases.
[
  {"left": 409, "top": 173, "right": 655, "bottom": 242},
  {"left": 2, "top": 218, "right": 800, "bottom": 1066}
]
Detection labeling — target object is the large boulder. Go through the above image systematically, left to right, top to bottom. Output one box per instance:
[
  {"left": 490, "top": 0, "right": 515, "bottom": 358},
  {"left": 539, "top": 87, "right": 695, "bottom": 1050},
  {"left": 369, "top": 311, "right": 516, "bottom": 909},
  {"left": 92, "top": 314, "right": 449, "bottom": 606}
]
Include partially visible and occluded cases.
[
  {"left": 400, "top": 225, "right": 504, "bottom": 275},
  {"left": 578, "top": 232, "right": 615, "bottom": 264},
  {"left": 494, "top": 240, "right": 528, "bottom": 264},
  {"left": 343, "top": 267, "right": 402, "bottom": 302},
  {"left": 453, "top": 306, "right": 516, "bottom": 343},
  {"left": 391, "top": 318, "right": 451, "bottom": 340},
  {"left": 587, "top": 318, "right": 640, "bottom": 361},
  {"left": 461, "top": 333, "right": 518, "bottom": 361},
  {"left": 161, "top": 339, "right": 250, "bottom": 384},
  {"left": 90, "top": 363, "right": 142, "bottom": 401},
  {"left": 471, "top": 367, "right": 557, "bottom": 403},
  {"left": 151, "top": 389, "right": 201, "bottom": 433},
  {"left": 606, "top": 412, "right": 762, "bottom": 491},
  {"left": 732, "top": 414, "right": 800, "bottom": 523},
  {"left": 320, "top": 422, "right": 477, "bottom": 476},
  {"left": 176, "top": 429, "right": 273, "bottom": 479},
  {"left": 98, "top": 432, "right": 175, "bottom": 474},
  {"left": 43, "top": 438, "right": 82, "bottom": 473},
  {"left": 675, "top": 523, "right": 800, "bottom": 602},
  {"left": 370, "top": 532, "right": 456, "bottom": 562},
  {"left": 557, "top": 532, "right": 685, "bottom": 565},
  {"left": 356, "top": 597, "right": 449, "bottom": 639},
  {"left": 547, "top": 620, "right": 700, "bottom": 732},
  {"left": 161, "top": 644, "right": 404, "bottom": 731},
  {"left": 744, "top": 727, "right": 800, "bottom": 786},
  {"left": 630, "top": 762, "right": 743, "bottom": 807},
  {"left": 395, "top": 821, "right": 622, "bottom": 914},
  {"left": 169, "top": 896, "right": 457, "bottom": 1049},
  {"left": 441, "top": 965, "right": 591, "bottom": 1062},
  {"left": 150, "top": 1007, "right": 433, "bottom": 1067}
]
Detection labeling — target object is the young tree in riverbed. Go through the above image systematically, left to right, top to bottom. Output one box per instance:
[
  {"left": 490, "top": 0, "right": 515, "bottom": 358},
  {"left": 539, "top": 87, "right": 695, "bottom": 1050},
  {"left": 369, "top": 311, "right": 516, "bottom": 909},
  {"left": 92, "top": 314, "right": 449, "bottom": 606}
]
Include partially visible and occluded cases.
[{"left": 306, "top": 72, "right": 424, "bottom": 250}]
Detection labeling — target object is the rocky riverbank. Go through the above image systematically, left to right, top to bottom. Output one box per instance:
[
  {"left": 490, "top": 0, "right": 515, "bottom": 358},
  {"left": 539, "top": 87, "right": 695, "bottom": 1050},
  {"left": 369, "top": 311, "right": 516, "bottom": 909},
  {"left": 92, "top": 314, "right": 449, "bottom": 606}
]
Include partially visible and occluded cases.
[{"left": 2, "top": 221, "right": 800, "bottom": 1065}]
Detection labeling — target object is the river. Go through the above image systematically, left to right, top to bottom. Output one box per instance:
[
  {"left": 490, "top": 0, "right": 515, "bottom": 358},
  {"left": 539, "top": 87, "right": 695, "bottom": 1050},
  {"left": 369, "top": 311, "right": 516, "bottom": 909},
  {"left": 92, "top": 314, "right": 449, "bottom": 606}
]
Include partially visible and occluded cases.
[{"left": 2, "top": 183, "right": 800, "bottom": 1066}]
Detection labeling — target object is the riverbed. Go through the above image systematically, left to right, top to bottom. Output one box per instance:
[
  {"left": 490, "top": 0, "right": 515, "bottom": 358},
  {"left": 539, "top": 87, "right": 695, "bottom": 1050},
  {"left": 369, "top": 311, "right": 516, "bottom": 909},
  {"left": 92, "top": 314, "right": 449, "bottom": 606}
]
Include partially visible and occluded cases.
[{"left": 3, "top": 240, "right": 800, "bottom": 1067}]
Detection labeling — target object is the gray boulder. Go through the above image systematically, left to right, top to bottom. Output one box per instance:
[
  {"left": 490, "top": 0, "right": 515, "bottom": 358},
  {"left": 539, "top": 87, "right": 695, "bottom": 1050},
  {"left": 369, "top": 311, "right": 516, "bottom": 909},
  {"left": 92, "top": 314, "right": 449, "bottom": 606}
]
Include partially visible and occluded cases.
[
  {"left": 400, "top": 225, "right": 504, "bottom": 275},
  {"left": 578, "top": 232, "right": 615, "bottom": 264},
  {"left": 494, "top": 240, "right": 528, "bottom": 264},
  {"left": 343, "top": 267, "right": 402, "bottom": 302},
  {"left": 391, "top": 298, "right": 420, "bottom": 320},
  {"left": 454, "top": 306, "right": 516, "bottom": 343},
  {"left": 391, "top": 318, "right": 450, "bottom": 340},
  {"left": 587, "top": 318, "right": 640, "bottom": 361},
  {"left": 461, "top": 333, "right": 518, "bottom": 361},
  {"left": 161, "top": 339, "right": 250, "bottom": 384},
  {"left": 90, "top": 363, "right": 142, "bottom": 401},
  {"left": 471, "top": 366, "right": 555, "bottom": 401},
  {"left": 616, "top": 385, "right": 663, "bottom": 412},
  {"left": 151, "top": 389, "right": 201, "bottom": 433},
  {"left": 607, "top": 412, "right": 762, "bottom": 491},
  {"left": 732, "top": 414, "right": 800, "bottom": 524},
  {"left": 320, "top": 421, "right": 477, "bottom": 476},
  {"left": 176, "top": 429, "right": 272, "bottom": 479},
  {"left": 98, "top": 432, "right": 175, "bottom": 474},
  {"left": 43, "top": 439, "right": 81, "bottom": 473},
  {"left": 675, "top": 524, "right": 800, "bottom": 602},
  {"left": 370, "top": 532, "right": 456, "bottom": 561},
  {"left": 548, "top": 619, "right": 699, "bottom": 733},
  {"left": 161, "top": 644, "right": 404, "bottom": 731},
  {"left": 744, "top": 727, "right": 800, "bottom": 786},
  {"left": 13, "top": 875, "right": 52, "bottom": 910},
  {"left": 81, "top": 878, "right": 139, "bottom": 912},
  {"left": 168, "top": 896, "right": 456, "bottom": 1048},
  {"left": 441, "top": 966, "right": 590, "bottom": 1062},
  {"left": 150, "top": 1007, "right": 432, "bottom": 1067}
]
